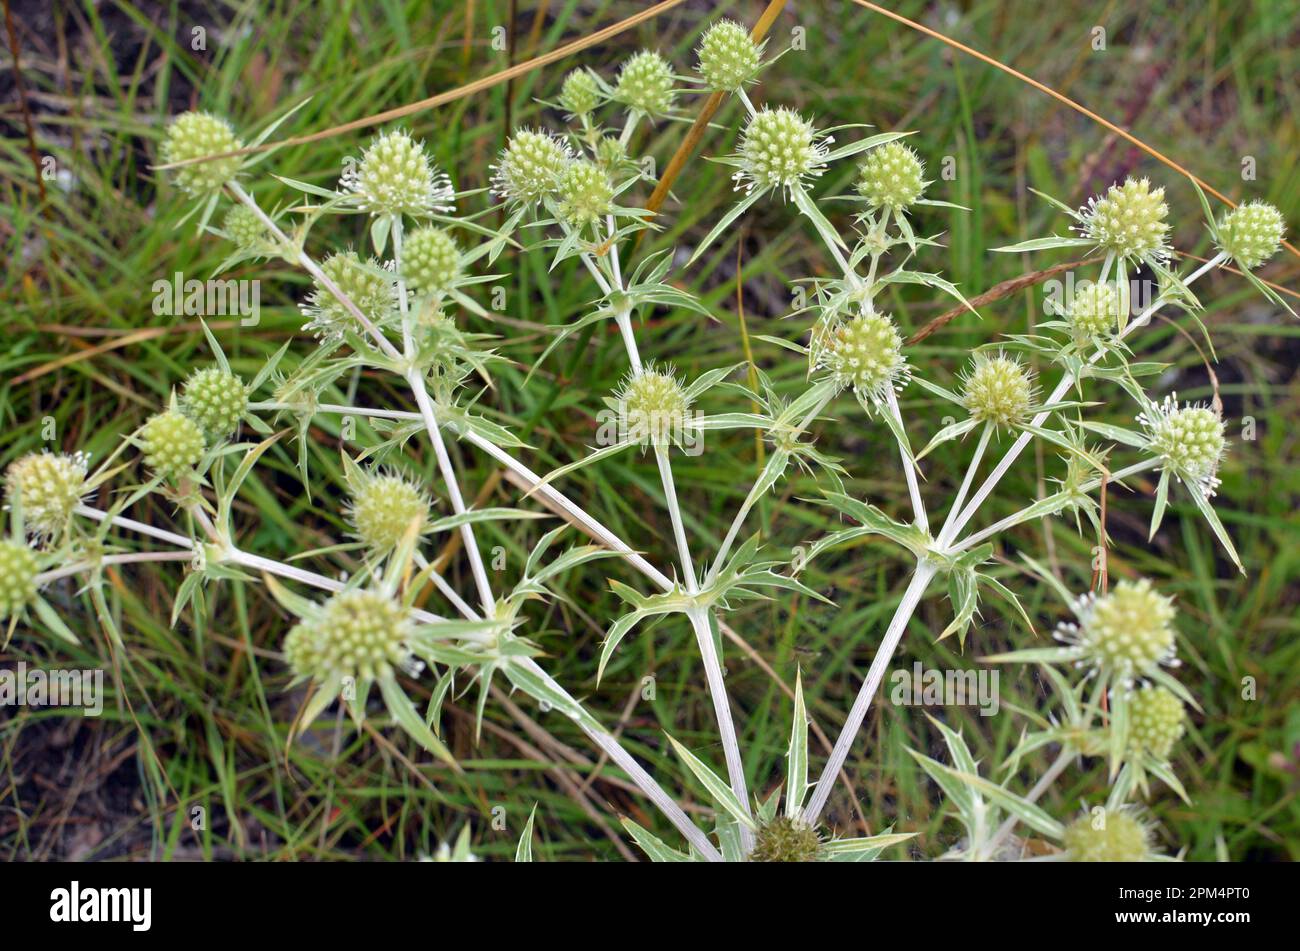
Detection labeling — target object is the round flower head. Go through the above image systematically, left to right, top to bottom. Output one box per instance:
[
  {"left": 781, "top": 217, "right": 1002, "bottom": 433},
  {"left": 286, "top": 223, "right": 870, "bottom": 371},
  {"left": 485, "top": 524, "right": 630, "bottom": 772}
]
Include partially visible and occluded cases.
[
  {"left": 697, "top": 19, "right": 762, "bottom": 92},
  {"left": 613, "top": 50, "right": 675, "bottom": 116},
  {"left": 559, "top": 68, "right": 601, "bottom": 117},
  {"left": 737, "top": 107, "right": 829, "bottom": 194},
  {"left": 160, "top": 112, "right": 242, "bottom": 195},
  {"left": 492, "top": 129, "right": 573, "bottom": 206},
  {"left": 342, "top": 130, "right": 453, "bottom": 218},
  {"left": 596, "top": 136, "right": 629, "bottom": 169},
  {"left": 856, "top": 142, "right": 926, "bottom": 211},
  {"left": 556, "top": 159, "right": 614, "bottom": 228},
  {"left": 1079, "top": 177, "right": 1170, "bottom": 262},
  {"left": 1217, "top": 200, "right": 1285, "bottom": 270},
  {"left": 222, "top": 204, "right": 267, "bottom": 251},
  {"left": 402, "top": 226, "right": 461, "bottom": 293},
  {"left": 302, "top": 251, "right": 394, "bottom": 341},
  {"left": 1066, "top": 280, "right": 1123, "bottom": 338},
  {"left": 817, "top": 311, "right": 908, "bottom": 403},
  {"left": 960, "top": 353, "right": 1035, "bottom": 429},
  {"left": 615, "top": 365, "right": 691, "bottom": 446},
  {"left": 182, "top": 367, "right": 249, "bottom": 437},
  {"left": 1140, "top": 394, "right": 1226, "bottom": 495},
  {"left": 140, "top": 410, "right": 205, "bottom": 480},
  {"left": 5, "top": 451, "right": 89, "bottom": 541},
  {"left": 348, "top": 471, "right": 431, "bottom": 553},
  {"left": 0, "top": 540, "right": 38, "bottom": 620},
  {"left": 1071, "top": 578, "right": 1177, "bottom": 681},
  {"left": 283, "top": 589, "right": 411, "bottom": 683},
  {"left": 1128, "top": 684, "right": 1186, "bottom": 760},
  {"left": 1063, "top": 809, "right": 1152, "bottom": 862},
  {"left": 750, "top": 816, "right": 824, "bottom": 863}
]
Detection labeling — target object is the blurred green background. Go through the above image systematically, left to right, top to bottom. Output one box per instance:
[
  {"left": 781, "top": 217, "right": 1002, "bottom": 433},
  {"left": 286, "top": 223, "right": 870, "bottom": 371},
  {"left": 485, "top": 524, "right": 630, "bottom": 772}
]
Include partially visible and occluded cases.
[{"left": 2, "top": 0, "right": 1297, "bottom": 861}]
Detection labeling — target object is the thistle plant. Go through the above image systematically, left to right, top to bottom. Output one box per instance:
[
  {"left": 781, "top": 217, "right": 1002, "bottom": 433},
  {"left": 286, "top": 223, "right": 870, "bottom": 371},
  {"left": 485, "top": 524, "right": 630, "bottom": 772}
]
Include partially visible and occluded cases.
[{"left": 8, "top": 16, "right": 1292, "bottom": 864}]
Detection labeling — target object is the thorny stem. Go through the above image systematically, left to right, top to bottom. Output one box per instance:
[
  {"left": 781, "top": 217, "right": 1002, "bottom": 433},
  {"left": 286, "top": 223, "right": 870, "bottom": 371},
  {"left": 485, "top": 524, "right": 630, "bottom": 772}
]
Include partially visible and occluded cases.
[
  {"left": 394, "top": 218, "right": 495, "bottom": 613},
  {"left": 804, "top": 253, "right": 1227, "bottom": 825},
  {"left": 77, "top": 502, "right": 717, "bottom": 857}
]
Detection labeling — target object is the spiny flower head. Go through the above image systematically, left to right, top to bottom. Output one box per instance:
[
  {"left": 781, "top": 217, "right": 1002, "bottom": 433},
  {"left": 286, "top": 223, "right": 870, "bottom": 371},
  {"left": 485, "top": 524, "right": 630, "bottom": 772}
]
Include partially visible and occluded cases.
[
  {"left": 696, "top": 19, "right": 762, "bottom": 92},
  {"left": 613, "top": 50, "right": 675, "bottom": 116},
  {"left": 559, "top": 68, "right": 601, "bottom": 117},
  {"left": 736, "top": 107, "right": 828, "bottom": 194},
  {"left": 160, "top": 112, "right": 242, "bottom": 195},
  {"left": 492, "top": 129, "right": 573, "bottom": 206},
  {"left": 342, "top": 130, "right": 453, "bottom": 218},
  {"left": 596, "top": 136, "right": 629, "bottom": 169},
  {"left": 856, "top": 141, "right": 926, "bottom": 211},
  {"left": 556, "top": 159, "right": 614, "bottom": 228},
  {"left": 1080, "top": 177, "right": 1170, "bottom": 262},
  {"left": 1217, "top": 200, "right": 1285, "bottom": 270},
  {"left": 222, "top": 204, "right": 267, "bottom": 251},
  {"left": 402, "top": 226, "right": 461, "bottom": 293},
  {"left": 302, "top": 251, "right": 394, "bottom": 341},
  {"left": 1066, "top": 280, "right": 1123, "bottom": 338},
  {"left": 817, "top": 311, "right": 908, "bottom": 402},
  {"left": 960, "top": 353, "right": 1035, "bottom": 429},
  {"left": 615, "top": 365, "right": 692, "bottom": 446},
  {"left": 181, "top": 368, "right": 249, "bottom": 437},
  {"left": 1140, "top": 395, "right": 1226, "bottom": 494},
  {"left": 140, "top": 411, "right": 206, "bottom": 480},
  {"left": 5, "top": 451, "right": 89, "bottom": 541},
  {"left": 348, "top": 470, "right": 431, "bottom": 553},
  {"left": 0, "top": 540, "right": 38, "bottom": 620},
  {"left": 1070, "top": 578, "right": 1177, "bottom": 681},
  {"left": 283, "top": 589, "right": 412, "bottom": 683},
  {"left": 1128, "top": 684, "right": 1186, "bottom": 760},
  {"left": 1063, "top": 809, "right": 1152, "bottom": 862},
  {"left": 750, "top": 816, "right": 824, "bottom": 862}
]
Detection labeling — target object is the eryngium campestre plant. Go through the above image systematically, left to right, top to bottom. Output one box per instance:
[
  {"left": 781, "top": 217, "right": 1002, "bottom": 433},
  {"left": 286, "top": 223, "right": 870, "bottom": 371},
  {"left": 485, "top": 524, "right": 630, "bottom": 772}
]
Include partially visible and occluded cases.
[{"left": 15, "top": 15, "right": 1292, "bottom": 865}]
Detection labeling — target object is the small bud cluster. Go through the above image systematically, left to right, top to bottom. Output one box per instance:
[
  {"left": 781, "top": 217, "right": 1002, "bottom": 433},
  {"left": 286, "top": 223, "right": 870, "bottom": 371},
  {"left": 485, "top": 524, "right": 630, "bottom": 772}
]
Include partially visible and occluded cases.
[
  {"left": 696, "top": 20, "right": 762, "bottom": 92},
  {"left": 613, "top": 50, "right": 676, "bottom": 116},
  {"left": 559, "top": 68, "right": 602, "bottom": 117},
  {"left": 737, "top": 107, "right": 827, "bottom": 193},
  {"left": 161, "top": 112, "right": 242, "bottom": 195},
  {"left": 492, "top": 129, "right": 573, "bottom": 206},
  {"left": 342, "top": 130, "right": 453, "bottom": 218},
  {"left": 856, "top": 142, "right": 926, "bottom": 211},
  {"left": 556, "top": 160, "right": 614, "bottom": 228},
  {"left": 1080, "top": 177, "right": 1170, "bottom": 261},
  {"left": 1217, "top": 200, "right": 1285, "bottom": 270},
  {"left": 222, "top": 204, "right": 268, "bottom": 251},
  {"left": 402, "top": 227, "right": 462, "bottom": 293},
  {"left": 1066, "top": 281, "right": 1123, "bottom": 338},
  {"left": 818, "top": 311, "right": 907, "bottom": 402},
  {"left": 961, "top": 353, "right": 1035, "bottom": 429},
  {"left": 616, "top": 366, "right": 691, "bottom": 446},
  {"left": 182, "top": 368, "right": 249, "bottom": 437},
  {"left": 1141, "top": 396, "right": 1226, "bottom": 494},
  {"left": 140, "top": 411, "right": 206, "bottom": 480},
  {"left": 5, "top": 451, "right": 89, "bottom": 541},
  {"left": 348, "top": 471, "right": 431, "bottom": 553},
  {"left": 0, "top": 540, "right": 38, "bottom": 619},
  {"left": 1074, "top": 578, "right": 1177, "bottom": 680},
  {"left": 283, "top": 589, "right": 412, "bottom": 683},
  {"left": 1128, "top": 684, "right": 1186, "bottom": 760},
  {"left": 1063, "top": 810, "right": 1152, "bottom": 862}
]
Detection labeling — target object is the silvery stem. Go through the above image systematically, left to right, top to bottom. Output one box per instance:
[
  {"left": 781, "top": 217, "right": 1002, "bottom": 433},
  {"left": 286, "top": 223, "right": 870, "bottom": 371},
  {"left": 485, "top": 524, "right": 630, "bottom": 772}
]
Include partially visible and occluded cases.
[
  {"left": 886, "top": 388, "right": 928, "bottom": 533},
  {"left": 36, "top": 550, "right": 194, "bottom": 585},
  {"left": 802, "top": 561, "right": 938, "bottom": 824}
]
